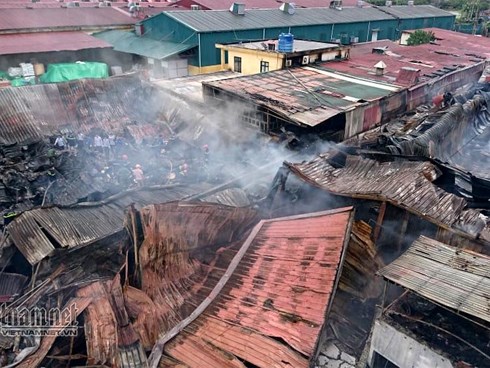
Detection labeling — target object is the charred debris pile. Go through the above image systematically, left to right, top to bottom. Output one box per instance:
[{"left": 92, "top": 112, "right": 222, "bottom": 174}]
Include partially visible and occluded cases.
[{"left": 0, "top": 78, "right": 489, "bottom": 368}]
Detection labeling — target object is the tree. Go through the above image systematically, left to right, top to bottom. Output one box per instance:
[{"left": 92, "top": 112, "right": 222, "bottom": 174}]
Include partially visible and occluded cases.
[{"left": 406, "top": 30, "right": 436, "bottom": 45}]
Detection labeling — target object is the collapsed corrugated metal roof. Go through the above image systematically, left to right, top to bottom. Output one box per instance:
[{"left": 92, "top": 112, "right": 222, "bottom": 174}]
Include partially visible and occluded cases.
[
  {"left": 0, "top": 75, "right": 159, "bottom": 145},
  {"left": 286, "top": 154, "right": 490, "bottom": 241},
  {"left": 6, "top": 185, "right": 212, "bottom": 264},
  {"left": 143, "top": 205, "right": 353, "bottom": 367},
  {"left": 379, "top": 235, "right": 490, "bottom": 323},
  {"left": 0, "top": 272, "right": 27, "bottom": 302}
]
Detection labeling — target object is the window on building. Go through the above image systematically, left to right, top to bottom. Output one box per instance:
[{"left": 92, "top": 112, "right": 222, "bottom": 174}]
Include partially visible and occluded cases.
[
  {"left": 234, "top": 57, "right": 242, "bottom": 73},
  {"left": 260, "top": 61, "right": 269, "bottom": 73},
  {"left": 371, "top": 352, "right": 399, "bottom": 368}
]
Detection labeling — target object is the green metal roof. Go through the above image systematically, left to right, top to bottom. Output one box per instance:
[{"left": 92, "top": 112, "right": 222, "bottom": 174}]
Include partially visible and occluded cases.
[
  {"left": 378, "top": 5, "right": 454, "bottom": 19},
  {"left": 161, "top": 7, "right": 395, "bottom": 33},
  {"left": 94, "top": 30, "right": 196, "bottom": 60}
]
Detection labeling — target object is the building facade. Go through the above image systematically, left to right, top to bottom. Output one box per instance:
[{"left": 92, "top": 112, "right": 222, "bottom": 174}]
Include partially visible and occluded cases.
[{"left": 138, "top": 5, "right": 455, "bottom": 75}]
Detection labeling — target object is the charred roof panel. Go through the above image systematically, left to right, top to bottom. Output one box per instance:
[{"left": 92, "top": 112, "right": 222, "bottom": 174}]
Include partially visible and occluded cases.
[
  {"left": 204, "top": 67, "right": 395, "bottom": 128},
  {"left": 0, "top": 76, "right": 158, "bottom": 145},
  {"left": 286, "top": 155, "right": 489, "bottom": 240},
  {"left": 7, "top": 184, "right": 213, "bottom": 263},
  {"left": 7, "top": 213, "right": 56, "bottom": 265},
  {"left": 379, "top": 235, "right": 490, "bottom": 323},
  {"left": 0, "top": 273, "right": 27, "bottom": 303}
]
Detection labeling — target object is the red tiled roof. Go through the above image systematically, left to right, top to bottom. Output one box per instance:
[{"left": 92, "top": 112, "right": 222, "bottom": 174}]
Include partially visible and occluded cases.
[
  {"left": 183, "top": 0, "right": 369, "bottom": 10},
  {"left": 0, "top": 7, "right": 135, "bottom": 31},
  {"left": 324, "top": 28, "right": 490, "bottom": 87},
  {"left": 0, "top": 31, "right": 111, "bottom": 55},
  {"left": 159, "top": 207, "right": 354, "bottom": 367}
]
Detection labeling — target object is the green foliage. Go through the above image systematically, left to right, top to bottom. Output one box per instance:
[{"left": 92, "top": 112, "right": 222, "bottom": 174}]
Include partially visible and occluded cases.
[{"left": 406, "top": 30, "right": 436, "bottom": 45}]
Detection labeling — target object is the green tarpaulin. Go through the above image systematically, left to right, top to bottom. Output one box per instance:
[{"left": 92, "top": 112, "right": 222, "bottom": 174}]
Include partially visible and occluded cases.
[{"left": 39, "top": 62, "right": 109, "bottom": 83}]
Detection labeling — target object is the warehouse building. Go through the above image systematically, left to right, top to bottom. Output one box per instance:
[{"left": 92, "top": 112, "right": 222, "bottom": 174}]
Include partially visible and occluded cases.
[{"left": 137, "top": 4, "right": 455, "bottom": 75}]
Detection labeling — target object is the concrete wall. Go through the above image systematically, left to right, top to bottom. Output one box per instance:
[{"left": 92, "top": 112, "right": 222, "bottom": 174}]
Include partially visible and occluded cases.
[{"left": 369, "top": 320, "right": 453, "bottom": 368}]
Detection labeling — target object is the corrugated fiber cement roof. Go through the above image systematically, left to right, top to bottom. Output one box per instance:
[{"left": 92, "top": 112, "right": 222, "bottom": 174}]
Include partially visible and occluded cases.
[
  {"left": 161, "top": 6, "right": 394, "bottom": 32},
  {"left": 94, "top": 30, "right": 196, "bottom": 60}
]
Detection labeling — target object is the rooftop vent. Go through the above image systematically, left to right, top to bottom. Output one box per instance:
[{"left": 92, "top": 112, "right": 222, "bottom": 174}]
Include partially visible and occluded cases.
[
  {"left": 329, "top": 0, "right": 342, "bottom": 10},
  {"left": 385, "top": 0, "right": 392, "bottom": 6},
  {"left": 230, "top": 2, "right": 245, "bottom": 15},
  {"left": 280, "top": 2, "right": 295, "bottom": 15},
  {"left": 374, "top": 60, "right": 387, "bottom": 76}
]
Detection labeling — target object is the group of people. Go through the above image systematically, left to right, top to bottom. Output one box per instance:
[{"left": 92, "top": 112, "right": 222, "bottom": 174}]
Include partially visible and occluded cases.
[{"left": 49, "top": 129, "right": 213, "bottom": 190}]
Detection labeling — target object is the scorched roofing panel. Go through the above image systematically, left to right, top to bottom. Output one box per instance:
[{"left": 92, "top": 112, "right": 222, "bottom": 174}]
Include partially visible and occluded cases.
[{"left": 379, "top": 235, "right": 490, "bottom": 322}]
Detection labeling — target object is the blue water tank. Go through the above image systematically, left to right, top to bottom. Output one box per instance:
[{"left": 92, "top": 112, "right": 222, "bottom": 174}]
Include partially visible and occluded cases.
[{"left": 278, "top": 33, "right": 294, "bottom": 53}]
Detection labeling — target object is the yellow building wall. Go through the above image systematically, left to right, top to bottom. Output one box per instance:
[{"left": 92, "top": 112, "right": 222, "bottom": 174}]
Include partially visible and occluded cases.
[
  {"left": 226, "top": 49, "right": 284, "bottom": 75},
  {"left": 188, "top": 64, "right": 225, "bottom": 76}
]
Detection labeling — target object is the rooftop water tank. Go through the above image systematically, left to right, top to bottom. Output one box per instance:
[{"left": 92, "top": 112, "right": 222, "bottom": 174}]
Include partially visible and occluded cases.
[{"left": 278, "top": 33, "right": 294, "bottom": 53}]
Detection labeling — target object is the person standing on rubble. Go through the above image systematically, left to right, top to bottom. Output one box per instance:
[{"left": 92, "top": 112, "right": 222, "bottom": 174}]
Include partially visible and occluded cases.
[
  {"left": 77, "top": 132, "right": 85, "bottom": 150},
  {"left": 66, "top": 133, "right": 77, "bottom": 152},
  {"left": 94, "top": 134, "right": 103, "bottom": 152},
  {"left": 54, "top": 135, "right": 65, "bottom": 150},
  {"left": 102, "top": 135, "right": 111, "bottom": 159},
  {"left": 132, "top": 164, "right": 144, "bottom": 187}
]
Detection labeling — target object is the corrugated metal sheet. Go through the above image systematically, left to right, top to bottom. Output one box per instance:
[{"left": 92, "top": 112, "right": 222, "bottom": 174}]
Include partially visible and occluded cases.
[
  {"left": 186, "top": 0, "right": 371, "bottom": 10},
  {"left": 378, "top": 5, "right": 454, "bottom": 19},
  {"left": 0, "top": 7, "right": 134, "bottom": 31},
  {"left": 163, "top": 7, "right": 394, "bottom": 32},
  {"left": 325, "top": 28, "right": 490, "bottom": 88},
  {"left": 94, "top": 30, "right": 196, "bottom": 60},
  {"left": 0, "top": 31, "right": 111, "bottom": 56},
  {"left": 204, "top": 67, "right": 394, "bottom": 128},
  {"left": 0, "top": 75, "right": 158, "bottom": 145},
  {"left": 286, "top": 155, "right": 489, "bottom": 239},
  {"left": 7, "top": 184, "right": 212, "bottom": 264},
  {"left": 158, "top": 207, "right": 354, "bottom": 367},
  {"left": 7, "top": 213, "right": 56, "bottom": 265},
  {"left": 378, "top": 235, "right": 490, "bottom": 322},
  {"left": 0, "top": 273, "right": 27, "bottom": 302},
  {"left": 15, "top": 297, "right": 92, "bottom": 368}
]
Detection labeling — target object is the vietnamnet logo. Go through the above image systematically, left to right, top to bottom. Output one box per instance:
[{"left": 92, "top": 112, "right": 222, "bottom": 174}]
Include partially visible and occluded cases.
[{"left": 0, "top": 303, "right": 79, "bottom": 337}]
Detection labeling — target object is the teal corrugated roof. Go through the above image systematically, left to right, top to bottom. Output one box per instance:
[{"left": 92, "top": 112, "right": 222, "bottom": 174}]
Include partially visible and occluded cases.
[
  {"left": 378, "top": 5, "right": 454, "bottom": 19},
  {"left": 160, "top": 7, "right": 395, "bottom": 32},
  {"left": 94, "top": 30, "right": 196, "bottom": 59}
]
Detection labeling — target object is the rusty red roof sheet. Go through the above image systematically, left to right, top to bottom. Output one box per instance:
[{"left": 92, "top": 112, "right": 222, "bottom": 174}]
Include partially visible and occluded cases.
[
  {"left": 0, "top": 7, "right": 134, "bottom": 32},
  {"left": 324, "top": 29, "right": 490, "bottom": 87},
  {"left": 0, "top": 31, "right": 111, "bottom": 56},
  {"left": 286, "top": 154, "right": 490, "bottom": 241},
  {"left": 152, "top": 206, "right": 354, "bottom": 367}
]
